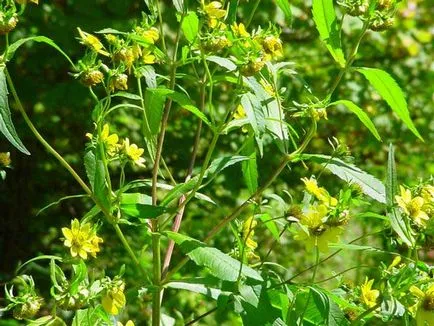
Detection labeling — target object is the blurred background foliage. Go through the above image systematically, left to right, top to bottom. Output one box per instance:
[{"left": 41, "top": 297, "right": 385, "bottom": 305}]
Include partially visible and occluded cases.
[{"left": 0, "top": 0, "right": 432, "bottom": 324}]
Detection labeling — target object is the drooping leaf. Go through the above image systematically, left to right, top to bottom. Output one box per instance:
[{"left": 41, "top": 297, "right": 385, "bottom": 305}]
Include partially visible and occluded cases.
[
  {"left": 275, "top": 0, "right": 292, "bottom": 24},
  {"left": 312, "top": 0, "right": 346, "bottom": 67},
  {"left": 182, "top": 11, "right": 199, "bottom": 43},
  {"left": 7, "top": 36, "right": 75, "bottom": 67},
  {"left": 207, "top": 55, "right": 237, "bottom": 71},
  {"left": 138, "top": 65, "right": 157, "bottom": 88},
  {"left": 356, "top": 68, "right": 423, "bottom": 140},
  {"left": 0, "top": 69, "right": 30, "bottom": 155},
  {"left": 111, "top": 91, "right": 142, "bottom": 101},
  {"left": 330, "top": 100, "right": 381, "bottom": 141},
  {"left": 386, "top": 144, "right": 415, "bottom": 247},
  {"left": 300, "top": 154, "right": 386, "bottom": 203},
  {"left": 258, "top": 213, "right": 280, "bottom": 241},
  {"left": 166, "top": 231, "right": 263, "bottom": 282},
  {"left": 72, "top": 307, "right": 110, "bottom": 326}
]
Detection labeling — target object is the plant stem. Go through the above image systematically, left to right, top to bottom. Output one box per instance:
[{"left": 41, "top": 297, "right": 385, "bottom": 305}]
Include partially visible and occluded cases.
[
  {"left": 327, "top": 22, "right": 370, "bottom": 98},
  {"left": 5, "top": 68, "right": 146, "bottom": 280},
  {"left": 152, "top": 231, "right": 161, "bottom": 326},
  {"left": 299, "top": 245, "right": 320, "bottom": 323}
]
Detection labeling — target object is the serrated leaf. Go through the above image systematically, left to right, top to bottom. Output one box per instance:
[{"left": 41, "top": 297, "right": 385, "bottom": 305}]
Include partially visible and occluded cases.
[
  {"left": 275, "top": 0, "right": 292, "bottom": 24},
  {"left": 312, "top": 0, "right": 346, "bottom": 67},
  {"left": 182, "top": 12, "right": 199, "bottom": 43},
  {"left": 7, "top": 36, "right": 74, "bottom": 67},
  {"left": 207, "top": 56, "right": 237, "bottom": 71},
  {"left": 138, "top": 65, "right": 157, "bottom": 88},
  {"left": 356, "top": 68, "right": 422, "bottom": 140},
  {"left": 0, "top": 69, "right": 30, "bottom": 155},
  {"left": 145, "top": 88, "right": 171, "bottom": 135},
  {"left": 111, "top": 91, "right": 142, "bottom": 101},
  {"left": 167, "top": 91, "right": 213, "bottom": 128},
  {"left": 330, "top": 100, "right": 381, "bottom": 141},
  {"left": 386, "top": 144, "right": 415, "bottom": 247},
  {"left": 300, "top": 154, "right": 386, "bottom": 203},
  {"left": 166, "top": 231, "right": 263, "bottom": 282}
]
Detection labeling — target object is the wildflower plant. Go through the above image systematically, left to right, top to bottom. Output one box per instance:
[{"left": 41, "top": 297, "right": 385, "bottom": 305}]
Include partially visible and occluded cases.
[{"left": 0, "top": 0, "right": 432, "bottom": 325}]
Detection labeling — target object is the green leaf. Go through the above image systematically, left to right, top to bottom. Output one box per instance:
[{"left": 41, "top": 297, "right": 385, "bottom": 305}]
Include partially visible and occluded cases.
[
  {"left": 172, "top": 0, "right": 184, "bottom": 12},
  {"left": 275, "top": 0, "right": 292, "bottom": 24},
  {"left": 312, "top": 0, "right": 346, "bottom": 67},
  {"left": 182, "top": 12, "right": 199, "bottom": 43},
  {"left": 7, "top": 36, "right": 75, "bottom": 68},
  {"left": 206, "top": 55, "right": 237, "bottom": 71},
  {"left": 137, "top": 65, "right": 157, "bottom": 88},
  {"left": 356, "top": 67, "right": 423, "bottom": 140},
  {"left": 0, "top": 69, "right": 30, "bottom": 155},
  {"left": 145, "top": 88, "right": 172, "bottom": 135},
  {"left": 111, "top": 91, "right": 142, "bottom": 101},
  {"left": 166, "top": 91, "right": 213, "bottom": 128},
  {"left": 241, "top": 92, "right": 266, "bottom": 137},
  {"left": 330, "top": 100, "right": 381, "bottom": 141},
  {"left": 241, "top": 133, "right": 258, "bottom": 195},
  {"left": 386, "top": 144, "right": 415, "bottom": 247},
  {"left": 84, "top": 147, "right": 110, "bottom": 211},
  {"left": 300, "top": 154, "right": 386, "bottom": 203},
  {"left": 161, "top": 155, "right": 249, "bottom": 206},
  {"left": 120, "top": 192, "right": 153, "bottom": 205},
  {"left": 121, "top": 203, "right": 166, "bottom": 219},
  {"left": 258, "top": 213, "right": 280, "bottom": 241},
  {"left": 166, "top": 231, "right": 263, "bottom": 282},
  {"left": 16, "top": 255, "right": 63, "bottom": 273},
  {"left": 166, "top": 278, "right": 230, "bottom": 300},
  {"left": 72, "top": 307, "right": 110, "bottom": 326}
]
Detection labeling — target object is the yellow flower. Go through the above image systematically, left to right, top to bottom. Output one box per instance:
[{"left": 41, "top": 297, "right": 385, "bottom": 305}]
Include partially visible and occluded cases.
[
  {"left": 204, "top": 1, "right": 226, "bottom": 19},
  {"left": 231, "top": 23, "right": 250, "bottom": 37},
  {"left": 140, "top": 27, "right": 160, "bottom": 44},
  {"left": 77, "top": 28, "right": 109, "bottom": 56},
  {"left": 262, "top": 35, "right": 283, "bottom": 58},
  {"left": 142, "top": 49, "right": 156, "bottom": 64},
  {"left": 100, "top": 124, "right": 119, "bottom": 156},
  {"left": 123, "top": 138, "right": 145, "bottom": 166},
  {"left": 301, "top": 177, "right": 338, "bottom": 206},
  {"left": 395, "top": 185, "right": 429, "bottom": 227},
  {"left": 294, "top": 204, "right": 343, "bottom": 253},
  {"left": 242, "top": 217, "right": 258, "bottom": 251},
  {"left": 61, "top": 219, "right": 103, "bottom": 259},
  {"left": 360, "top": 277, "right": 380, "bottom": 308},
  {"left": 102, "top": 284, "right": 126, "bottom": 315},
  {"left": 410, "top": 284, "right": 434, "bottom": 326},
  {"left": 117, "top": 321, "right": 135, "bottom": 326}
]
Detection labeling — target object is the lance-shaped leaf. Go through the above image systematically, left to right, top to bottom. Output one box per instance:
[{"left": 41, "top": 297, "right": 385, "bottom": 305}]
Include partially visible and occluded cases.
[
  {"left": 276, "top": 0, "right": 292, "bottom": 24},
  {"left": 312, "top": 0, "right": 346, "bottom": 67},
  {"left": 182, "top": 11, "right": 199, "bottom": 43},
  {"left": 356, "top": 68, "right": 423, "bottom": 141},
  {"left": 0, "top": 69, "right": 30, "bottom": 155},
  {"left": 330, "top": 100, "right": 381, "bottom": 141},
  {"left": 241, "top": 133, "right": 258, "bottom": 195},
  {"left": 386, "top": 144, "right": 415, "bottom": 247},
  {"left": 300, "top": 154, "right": 386, "bottom": 203},
  {"left": 166, "top": 231, "right": 263, "bottom": 282}
]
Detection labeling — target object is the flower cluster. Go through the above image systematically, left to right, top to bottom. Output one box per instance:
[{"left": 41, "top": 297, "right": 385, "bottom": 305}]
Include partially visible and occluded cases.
[
  {"left": 199, "top": 1, "right": 283, "bottom": 76},
  {"left": 74, "top": 19, "right": 160, "bottom": 90},
  {"left": 86, "top": 123, "right": 145, "bottom": 167},
  {"left": 294, "top": 177, "right": 353, "bottom": 252},
  {"left": 395, "top": 184, "right": 434, "bottom": 228},
  {"left": 61, "top": 219, "right": 103, "bottom": 259},
  {"left": 101, "top": 277, "right": 126, "bottom": 315}
]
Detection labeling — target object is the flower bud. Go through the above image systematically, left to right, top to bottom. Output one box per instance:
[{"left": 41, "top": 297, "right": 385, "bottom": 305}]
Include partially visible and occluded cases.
[
  {"left": 0, "top": 14, "right": 18, "bottom": 35},
  {"left": 370, "top": 17, "right": 394, "bottom": 32},
  {"left": 240, "top": 58, "right": 265, "bottom": 76},
  {"left": 80, "top": 70, "right": 104, "bottom": 87},
  {"left": 110, "top": 74, "right": 128, "bottom": 91},
  {"left": 0, "top": 152, "right": 11, "bottom": 167},
  {"left": 12, "top": 296, "right": 42, "bottom": 320}
]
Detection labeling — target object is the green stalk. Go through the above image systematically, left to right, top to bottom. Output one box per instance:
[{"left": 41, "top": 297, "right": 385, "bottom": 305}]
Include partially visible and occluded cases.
[{"left": 5, "top": 68, "right": 145, "bottom": 280}]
